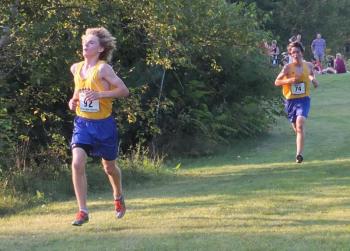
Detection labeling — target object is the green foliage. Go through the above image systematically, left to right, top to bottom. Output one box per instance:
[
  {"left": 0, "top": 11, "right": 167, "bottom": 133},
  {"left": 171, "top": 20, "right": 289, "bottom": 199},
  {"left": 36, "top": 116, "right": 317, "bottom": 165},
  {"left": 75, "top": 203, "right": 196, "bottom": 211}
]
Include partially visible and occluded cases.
[
  {"left": 0, "top": 0, "right": 277, "bottom": 193},
  {"left": 236, "top": 0, "right": 350, "bottom": 56},
  {"left": 2, "top": 74, "right": 350, "bottom": 249},
  {"left": 0, "top": 143, "right": 166, "bottom": 215},
  {"left": 85, "top": 143, "right": 166, "bottom": 191},
  {"left": 118, "top": 144, "right": 166, "bottom": 186},
  {"left": 0, "top": 190, "right": 48, "bottom": 216}
]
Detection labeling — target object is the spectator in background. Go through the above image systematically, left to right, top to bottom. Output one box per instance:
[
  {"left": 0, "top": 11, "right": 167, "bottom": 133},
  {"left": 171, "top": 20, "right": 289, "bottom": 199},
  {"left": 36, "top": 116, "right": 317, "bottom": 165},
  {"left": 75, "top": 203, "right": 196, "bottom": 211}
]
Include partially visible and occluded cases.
[
  {"left": 311, "top": 33, "right": 326, "bottom": 65},
  {"left": 289, "top": 34, "right": 302, "bottom": 45},
  {"left": 260, "top": 39, "right": 270, "bottom": 55},
  {"left": 269, "top": 40, "right": 280, "bottom": 66},
  {"left": 280, "top": 51, "right": 290, "bottom": 66},
  {"left": 334, "top": 53, "right": 347, "bottom": 74},
  {"left": 321, "top": 55, "right": 336, "bottom": 74},
  {"left": 326, "top": 55, "right": 335, "bottom": 68},
  {"left": 312, "top": 59, "right": 323, "bottom": 74}
]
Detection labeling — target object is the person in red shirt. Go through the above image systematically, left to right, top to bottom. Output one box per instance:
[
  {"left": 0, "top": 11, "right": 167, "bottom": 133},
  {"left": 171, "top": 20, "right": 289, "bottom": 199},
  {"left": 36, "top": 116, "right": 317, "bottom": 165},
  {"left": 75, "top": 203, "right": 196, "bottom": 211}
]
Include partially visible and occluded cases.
[{"left": 334, "top": 53, "right": 347, "bottom": 74}]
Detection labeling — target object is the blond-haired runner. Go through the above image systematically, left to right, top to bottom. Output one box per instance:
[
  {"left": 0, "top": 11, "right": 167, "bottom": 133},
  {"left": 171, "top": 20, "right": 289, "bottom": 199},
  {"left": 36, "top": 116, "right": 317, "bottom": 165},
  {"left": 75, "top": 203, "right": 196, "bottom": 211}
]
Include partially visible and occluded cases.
[
  {"left": 68, "top": 27, "right": 129, "bottom": 226},
  {"left": 275, "top": 42, "right": 319, "bottom": 163}
]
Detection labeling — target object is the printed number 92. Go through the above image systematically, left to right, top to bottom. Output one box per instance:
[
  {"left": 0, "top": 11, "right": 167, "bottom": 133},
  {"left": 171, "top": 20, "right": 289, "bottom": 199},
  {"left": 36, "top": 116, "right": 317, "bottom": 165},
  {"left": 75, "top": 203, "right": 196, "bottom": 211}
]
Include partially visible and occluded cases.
[{"left": 84, "top": 99, "right": 93, "bottom": 108}]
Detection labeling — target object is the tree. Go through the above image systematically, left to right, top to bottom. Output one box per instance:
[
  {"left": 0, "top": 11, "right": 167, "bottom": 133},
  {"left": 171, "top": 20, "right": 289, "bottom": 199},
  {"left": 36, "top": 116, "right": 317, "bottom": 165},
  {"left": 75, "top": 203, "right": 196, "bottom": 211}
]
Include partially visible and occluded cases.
[
  {"left": 0, "top": 0, "right": 276, "bottom": 185},
  {"left": 232, "top": 0, "right": 350, "bottom": 56}
]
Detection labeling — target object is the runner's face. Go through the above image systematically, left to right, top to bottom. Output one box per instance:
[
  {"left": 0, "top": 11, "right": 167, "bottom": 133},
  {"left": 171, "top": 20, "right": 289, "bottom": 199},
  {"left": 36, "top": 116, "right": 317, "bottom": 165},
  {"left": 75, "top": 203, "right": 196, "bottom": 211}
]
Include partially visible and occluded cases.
[
  {"left": 82, "top": 34, "right": 103, "bottom": 58},
  {"left": 290, "top": 47, "right": 303, "bottom": 61}
]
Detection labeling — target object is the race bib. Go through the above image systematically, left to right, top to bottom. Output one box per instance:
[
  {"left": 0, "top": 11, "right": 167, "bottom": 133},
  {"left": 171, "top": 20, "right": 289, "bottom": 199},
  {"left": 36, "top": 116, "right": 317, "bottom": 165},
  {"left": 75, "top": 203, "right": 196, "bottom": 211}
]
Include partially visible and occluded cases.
[
  {"left": 291, "top": 82, "right": 305, "bottom": 95},
  {"left": 79, "top": 92, "right": 100, "bottom": 112}
]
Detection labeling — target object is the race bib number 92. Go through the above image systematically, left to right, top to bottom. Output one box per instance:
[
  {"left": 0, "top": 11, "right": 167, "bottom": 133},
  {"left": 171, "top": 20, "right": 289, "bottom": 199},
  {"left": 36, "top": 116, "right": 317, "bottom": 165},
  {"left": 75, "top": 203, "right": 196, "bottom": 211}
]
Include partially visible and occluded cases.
[{"left": 79, "top": 92, "right": 100, "bottom": 112}]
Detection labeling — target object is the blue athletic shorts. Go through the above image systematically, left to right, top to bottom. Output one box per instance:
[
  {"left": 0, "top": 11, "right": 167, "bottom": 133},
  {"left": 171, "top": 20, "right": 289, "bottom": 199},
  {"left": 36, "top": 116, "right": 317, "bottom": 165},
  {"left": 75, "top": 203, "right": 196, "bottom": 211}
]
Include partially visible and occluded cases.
[
  {"left": 284, "top": 96, "right": 310, "bottom": 123},
  {"left": 71, "top": 116, "right": 119, "bottom": 160}
]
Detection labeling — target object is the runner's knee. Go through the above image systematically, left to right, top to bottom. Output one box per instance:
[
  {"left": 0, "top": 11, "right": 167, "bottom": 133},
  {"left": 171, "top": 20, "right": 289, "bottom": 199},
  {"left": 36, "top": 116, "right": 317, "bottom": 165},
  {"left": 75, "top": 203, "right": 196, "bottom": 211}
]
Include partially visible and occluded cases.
[
  {"left": 295, "top": 121, "right": 304, "bottom": 133},
  {"left": 296, "top": 124, "right": 304, "bottom": 133},
  {"left": 72, "top": 161, "right": 85, "bottom": 174},
  {"left": 102, "top": 161, "right": 119, "bottom": 176}
]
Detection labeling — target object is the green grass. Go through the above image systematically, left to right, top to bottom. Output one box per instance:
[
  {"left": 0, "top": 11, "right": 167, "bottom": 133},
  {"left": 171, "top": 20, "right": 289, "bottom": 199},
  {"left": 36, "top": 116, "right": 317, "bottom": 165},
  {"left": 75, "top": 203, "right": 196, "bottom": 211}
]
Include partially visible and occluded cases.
[{"left": 1, "top": 73, "right": 350, "bottom": 250}]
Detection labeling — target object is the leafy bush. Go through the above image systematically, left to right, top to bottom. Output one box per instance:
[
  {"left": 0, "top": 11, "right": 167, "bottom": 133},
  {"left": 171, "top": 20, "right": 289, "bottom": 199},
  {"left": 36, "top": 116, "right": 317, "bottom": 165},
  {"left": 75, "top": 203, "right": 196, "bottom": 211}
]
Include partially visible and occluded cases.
[
  {"left": 0, "top": 0, "right": 276, "bottom": 190},
  {"left": 0, "top": 144, "right": 166, "bottom": 215},
  {"left": 118, "top": 144, "right": 166, "bottom": 185}
]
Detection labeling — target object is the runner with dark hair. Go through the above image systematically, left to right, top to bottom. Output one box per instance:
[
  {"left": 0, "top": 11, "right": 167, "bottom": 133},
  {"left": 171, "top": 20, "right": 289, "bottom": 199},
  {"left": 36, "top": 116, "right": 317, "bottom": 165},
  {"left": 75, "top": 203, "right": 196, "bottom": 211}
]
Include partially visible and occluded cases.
[{"left": 275, "top": 42, "right": 319, "bottom": 163}]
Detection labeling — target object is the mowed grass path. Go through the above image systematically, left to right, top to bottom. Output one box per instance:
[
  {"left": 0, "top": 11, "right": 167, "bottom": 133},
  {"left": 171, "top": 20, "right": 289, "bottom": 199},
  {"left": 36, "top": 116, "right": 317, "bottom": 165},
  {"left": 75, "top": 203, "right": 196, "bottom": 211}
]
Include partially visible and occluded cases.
[{"left": 1, "top": 74, "right": 350, "bottom": 251}]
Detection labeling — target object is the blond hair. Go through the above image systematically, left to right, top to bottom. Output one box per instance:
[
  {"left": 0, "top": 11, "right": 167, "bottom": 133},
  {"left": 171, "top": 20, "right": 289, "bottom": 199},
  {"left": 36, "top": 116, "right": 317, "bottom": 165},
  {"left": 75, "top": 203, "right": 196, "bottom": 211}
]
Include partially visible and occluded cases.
[{"left": 82, "top": 27, "right": 116, "bottom": 62}]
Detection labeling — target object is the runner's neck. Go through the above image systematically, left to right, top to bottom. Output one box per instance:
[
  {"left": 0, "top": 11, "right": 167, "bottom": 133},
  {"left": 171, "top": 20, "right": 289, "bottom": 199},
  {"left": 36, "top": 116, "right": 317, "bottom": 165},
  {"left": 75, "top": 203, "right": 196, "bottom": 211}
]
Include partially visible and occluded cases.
[{"left": 83, "top": 56, "right": 100, "bottom": 69}]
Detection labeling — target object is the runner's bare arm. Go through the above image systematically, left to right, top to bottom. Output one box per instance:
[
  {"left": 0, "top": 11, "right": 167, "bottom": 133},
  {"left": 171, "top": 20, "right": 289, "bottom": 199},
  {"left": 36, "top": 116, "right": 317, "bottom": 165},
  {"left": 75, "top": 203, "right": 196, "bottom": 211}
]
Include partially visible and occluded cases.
[
  {"left": 307, "top": 62, "right": 319, "bottom": 88},
  {"left": 68, "top": 63, "right": 80, "bottom": 111},
  {"left": 86, "top": 64, "right": 129, "bottom": 100},
  {"left": 274, "top": 65, "right": 298, "bottom": 86}
]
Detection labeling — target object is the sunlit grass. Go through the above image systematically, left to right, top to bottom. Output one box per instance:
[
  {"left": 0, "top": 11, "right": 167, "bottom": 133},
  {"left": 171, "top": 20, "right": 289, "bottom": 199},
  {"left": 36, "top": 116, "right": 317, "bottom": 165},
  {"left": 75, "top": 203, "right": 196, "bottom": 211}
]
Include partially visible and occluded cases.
[{"left": 1, "top": 74, "right": 350, "bottom": 250}]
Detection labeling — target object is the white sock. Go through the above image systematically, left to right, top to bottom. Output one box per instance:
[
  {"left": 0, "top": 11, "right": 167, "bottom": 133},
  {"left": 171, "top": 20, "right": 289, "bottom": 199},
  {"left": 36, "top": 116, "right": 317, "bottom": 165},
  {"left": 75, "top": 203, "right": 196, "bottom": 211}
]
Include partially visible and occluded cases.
[
  {"left": 114, "top": 195, "right": 122, "bottom": 201},
  {"left": 80, "top": 208, "right": 89, "bottom": 214}
]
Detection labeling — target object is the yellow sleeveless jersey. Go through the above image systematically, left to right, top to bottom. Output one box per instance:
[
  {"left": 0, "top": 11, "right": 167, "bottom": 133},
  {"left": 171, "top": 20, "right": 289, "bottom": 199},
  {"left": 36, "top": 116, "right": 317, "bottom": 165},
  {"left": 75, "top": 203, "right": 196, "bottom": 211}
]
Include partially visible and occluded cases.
[
  {"left": 74, "top": 60, "right": 114, "bottom": 120},
  {"left": 282, "top": 62, "right": 311, "bottom": 100}
]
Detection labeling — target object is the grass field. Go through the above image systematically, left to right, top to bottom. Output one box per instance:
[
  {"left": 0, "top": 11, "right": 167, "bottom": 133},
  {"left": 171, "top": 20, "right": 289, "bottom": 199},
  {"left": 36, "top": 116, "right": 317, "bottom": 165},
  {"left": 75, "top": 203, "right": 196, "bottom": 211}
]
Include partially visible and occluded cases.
[{"left": 1, "top": 73, "right": 350, "bottom": 250}]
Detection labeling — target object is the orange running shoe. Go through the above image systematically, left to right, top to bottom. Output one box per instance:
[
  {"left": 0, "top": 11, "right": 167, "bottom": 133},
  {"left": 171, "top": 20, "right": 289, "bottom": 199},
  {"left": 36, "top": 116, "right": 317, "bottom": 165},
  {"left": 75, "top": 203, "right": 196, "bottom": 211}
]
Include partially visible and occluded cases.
[
  {"left": 115, "top": 196, "right": 126, "bottom": 219},
  {"left": 72, "top": 211, "right": 89, "bottom": 226}
]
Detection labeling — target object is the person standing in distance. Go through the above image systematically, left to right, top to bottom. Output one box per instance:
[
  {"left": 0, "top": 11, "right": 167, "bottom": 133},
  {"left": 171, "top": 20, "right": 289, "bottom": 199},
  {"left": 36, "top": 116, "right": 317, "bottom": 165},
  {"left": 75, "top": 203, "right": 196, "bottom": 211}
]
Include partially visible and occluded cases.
[
  {"left": 68, "top": 27, "right": 129, "bottom": 226},
  {"left": 311, "top": 33, "right": 326, "bottom": 65},
  {"left": 275, "top": 42, "right": 319, "bottom": 163}
]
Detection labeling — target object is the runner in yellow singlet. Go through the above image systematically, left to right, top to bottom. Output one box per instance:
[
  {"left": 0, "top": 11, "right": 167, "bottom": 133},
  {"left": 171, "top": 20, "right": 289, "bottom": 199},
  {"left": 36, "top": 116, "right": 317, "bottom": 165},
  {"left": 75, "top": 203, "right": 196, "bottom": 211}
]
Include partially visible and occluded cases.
[
  {"left": 68, "top": 27, "right": 129, "bottom": 226},
  {"left": 275, "top": 42, "right": 319, "bottom": 163}
]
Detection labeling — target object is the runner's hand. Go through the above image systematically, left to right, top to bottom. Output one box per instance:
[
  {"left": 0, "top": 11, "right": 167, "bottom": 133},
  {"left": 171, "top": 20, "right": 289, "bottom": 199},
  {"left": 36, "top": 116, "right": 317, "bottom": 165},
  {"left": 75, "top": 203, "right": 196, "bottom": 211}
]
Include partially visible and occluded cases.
[
  {"left": 290, "top": 75, "right": 301, "bottom": 84},
  {"left": 84, "top": 89, "right": 101, "bottom": 102},
  {"left": 69, "top": 98, "right": 78, "bottom": 111}
]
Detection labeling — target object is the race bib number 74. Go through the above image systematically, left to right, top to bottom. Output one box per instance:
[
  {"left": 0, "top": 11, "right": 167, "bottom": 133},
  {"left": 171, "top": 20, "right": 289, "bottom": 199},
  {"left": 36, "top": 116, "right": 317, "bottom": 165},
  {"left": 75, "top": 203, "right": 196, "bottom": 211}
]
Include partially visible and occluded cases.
[
  {"left": 291, "top": 82, "right": 306, "bottom": 95},
  {"left": 79, "top": 92, "right": 100, "bottom": 112}
]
